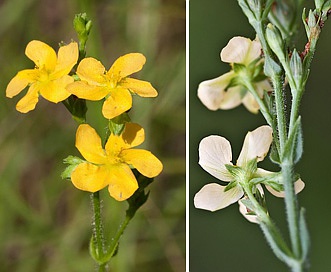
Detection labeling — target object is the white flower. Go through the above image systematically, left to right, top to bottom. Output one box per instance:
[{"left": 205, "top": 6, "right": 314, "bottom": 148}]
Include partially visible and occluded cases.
[
  {"left": 197, "top": 36, "right": 272, "bottom": 113},
  {"left": 194, "top": 126, "right": 305, "bottom": 222}
]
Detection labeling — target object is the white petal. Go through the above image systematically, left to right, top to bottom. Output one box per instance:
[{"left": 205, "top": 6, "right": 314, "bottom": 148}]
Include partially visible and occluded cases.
[
  {"left": 220, "top": 37, "right": 261, "bottom": 64},
  {"left": 197, "top": 72, "right": 234, "bottom": 110},
  {"left": 255, "top": 79, "right": 273, "bottom": 96},
  {"left": 218, "top": 86, "right": 244, "bottom": 110},
  {"left": 242, "top": 91, "right": 260, "bottom": 113},
  {"left": 237, "top": 126, "right": 273, "bottom": 166},
  {"left": 199, "top": 135, "right": 233, "bottom": 181},
  {"left": 266, "top": 178, "right": 305, "bottom": 198},
  {"left": 194, "top": 183, "right": 243, "bottom": 212},
  {"left": 238, "top": 200, "right": 259, "bottom": 223}
]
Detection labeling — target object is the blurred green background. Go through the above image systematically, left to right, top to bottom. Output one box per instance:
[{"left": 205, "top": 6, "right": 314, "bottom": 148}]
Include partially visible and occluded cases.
[
  {"left": 0, "top": 0, "right": 185, "bottom": 271},
  {"left": 190, "top": 1, "right": 331, "bottom": 271}
]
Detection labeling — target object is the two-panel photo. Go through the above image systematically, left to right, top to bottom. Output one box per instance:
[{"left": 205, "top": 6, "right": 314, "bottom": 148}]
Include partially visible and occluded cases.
[{"left": 0, "top": 0, "right": 331, "bottom": 271}]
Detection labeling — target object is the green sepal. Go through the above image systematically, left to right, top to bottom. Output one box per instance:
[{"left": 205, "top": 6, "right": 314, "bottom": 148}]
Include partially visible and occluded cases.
[
  {"left": 233, "top": 63, "right": 246, "bottom": 74},
  {"left": 108, "top": 113, "right": 131, "bottom": 136},
  {"left": 283, "top": 116, "right": 303, "bottom": 163},
  {"left": 61, "top": 156, "right": 85, "bottom": 180},
  {"left": 245, "top": 158, "right": 258, "bottom": 176},
  {"left": 224, "top": 164, "right": 241, "bottom": 177},
  {"left": 126, "top": 170, "right": 154, "bottom": 218},
  {"left": 224, "top": 180, "right": 237, "bottom": 192},
  {"left": 240, "top": 198, "right": 255, "bottom": 213},
  {"left": 299, "top": 208, "right": 310, "bottom": 266}
]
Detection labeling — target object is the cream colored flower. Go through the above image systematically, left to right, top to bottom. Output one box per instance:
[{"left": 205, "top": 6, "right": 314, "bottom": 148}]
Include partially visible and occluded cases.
[
  {"left": 198, "top": 36, "right": 272, "bottom": 113},
  {"left": 194, "top": 126, "right": 304, "bottom": 222}
]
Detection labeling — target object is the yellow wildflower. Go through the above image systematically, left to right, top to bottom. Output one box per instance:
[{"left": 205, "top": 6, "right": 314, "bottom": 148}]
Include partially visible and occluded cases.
[
  {"left": 6, "top": 40, "right": 78, "bottom": 113},
  {"left": 66, "top": 53, "right": 158, "bottom": 119},
  {"left": 71, "top": 123, "right": 163, "bottom": 201}
]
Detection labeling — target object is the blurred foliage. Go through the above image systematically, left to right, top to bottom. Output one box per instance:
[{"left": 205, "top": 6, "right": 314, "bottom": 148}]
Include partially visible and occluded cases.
[
  {"left": 0, "top": 0, "right": 185, "bottom": 271},
  {"left": 190, "top": 0, "right": 331, "bottom": 271}
]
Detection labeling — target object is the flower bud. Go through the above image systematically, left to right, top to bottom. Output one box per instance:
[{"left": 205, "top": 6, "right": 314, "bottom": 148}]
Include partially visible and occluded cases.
[{"left": 265, "top": 23, "right": 286, "bottom": 63}]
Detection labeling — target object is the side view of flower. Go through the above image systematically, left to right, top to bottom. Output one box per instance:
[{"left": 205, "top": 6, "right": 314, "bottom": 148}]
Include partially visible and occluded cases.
[
  {"left": 197, "top": 36, "right": 272, "bottom": 113},
  {"left": 6, "top": 40, "right": 78, "bottom": 113},
  {"left": 66, "top": 53, "right": 158, "bottom": 119},
  {"left": 69, "top": 122, "right": 163, "bottom": 201},
  {"left": 194, "top": 126, "right": 304, "bottom": 222}
]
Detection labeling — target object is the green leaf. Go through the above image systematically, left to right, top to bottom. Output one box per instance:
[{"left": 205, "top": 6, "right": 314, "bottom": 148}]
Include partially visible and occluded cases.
[
  {"left": 284, "top": 117, "right": 303, "bottom": 163},
  {"left": 126, "top": 170, "right": 154, "bottom": 218},
  {"left": 299, "top": 208, "right": 310, "bottom": 266}
]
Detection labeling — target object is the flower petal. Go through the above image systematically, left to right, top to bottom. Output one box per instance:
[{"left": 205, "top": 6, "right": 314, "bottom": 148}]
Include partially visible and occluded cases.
[
  {"left": 221, "top": 36, "right": 261, "bottom": 64},
  {"left": 25, "top": 40, "right": 57, "bottom": 70},
  {"left": 53, "top": 42, "right": 78, "bottom": 78},
  {"left": 107, "top": 53, "right": 146, "bottom": 79},
  {"left": 76, "top": 57, "right": 107, "bottom": 84},
  {"left": 6, "top": 69, "right": 39, "bottom": 98},
  {"left": 197, "top": 72, "right": 235, "bottom": 110},
  {"left": 39, "top": 75, "right": 73, "bottom": 103},
  {"left": 120, "top": 78, "right": 157, "bottom": 97},
  {"left": 66, "top": 81, "right": 109, "bottom": 100},
  {"left": 15, "top": 85, "right": 39, "bottom": 113},
  {"left": 218, "top": 86, "right": 244, "bottom": 110},
  {"left": 102, "top": 88, "right": 132, "bottom": 119},
  {"left": 242, "top": 91, "right": 260, "bottom": 113},
  {"left": 105, "top": 123, "right": 144, "bottom": 155},
  {"left": 121, "top": 123, "right": 145, "bottom": 148},
  {"left": 75, "top": 124, "right": 107, "bottom": 164},
  {"left": 237, "top": 126, "right": 273, "bottom": 166},
  {"left": 199, "top": 136, "right": 233, "bottom": 181},
  {"left": 121, "top": 149, "right": 163, "bottom": 178},
  {"left": 71, "top": 163, "right": 109, "bottom": 192},
  {"left": 107, "top": 164, "right": 139, "bottom": 201},
  {"left": 266, "top": 178, "right": 305, "bottom": 198},
  {"left": 194, "top": 183, "right": 243, "bottom": 211},
  {"left": 238, "top": 200, "right": 259, "bottom": 223}
]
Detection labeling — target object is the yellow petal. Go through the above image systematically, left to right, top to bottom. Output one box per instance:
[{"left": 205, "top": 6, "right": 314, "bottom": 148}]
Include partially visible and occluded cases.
[
  {"left": 25, "top": 40, "right": 57, "bottom": 71},
  {"left": 53, "top": 42, "right": 79, "bottom": 78},
  {"left": 107, "top": 53, "right": 146, "bottom": 79},
  {"left": 76, "top": 57, "right": 107, "bottom": 84},
  {"left": 6, "top": 69, "right": 38, "bottom": 98},
  {"left": 39, "top": 75, "right": 73, "bottom": 103},
  {"left": 120, "top": 78, "right": 158, "bottom": 97},
  {"left": 66, "top": 81, "right": 109, "bottom": 100},
  {"left": 16, "top": 85, "right": 39, "bottom": 113},
  {"left": 102, "top": 88, "right": 132, "bottom": 119},
  {"left": 105, "top": 123, "right": 145, "bottom": 154},
  {"left": 121, "top": 123, "right": 145, "bottom": 148},
  {"left": 75, "top": 124, "right": 107, "bottom": 164},
  {"left": 121, "top": 149, "right": 163, "bottom": 178},
  {"left": 71, "top": 163, "right": 110, "bottom": 192},
  {"left": 107, "top": 164, "right": 138, "bottom": 201}
]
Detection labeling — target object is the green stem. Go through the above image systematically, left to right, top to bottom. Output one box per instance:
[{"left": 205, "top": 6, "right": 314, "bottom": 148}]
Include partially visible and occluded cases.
[
  {"left": 272, "top": 75, "right": 287, "bottom": 152},
  {"left": 243, "top": 80, "right": 273, "bottom": 128},
  {"left": 281, "top": 161, "right": 301, "bottom": 258},
  {"left": 243, "top": 184, "right": 294, "bottom": 262},
  {"left": 91, "top": 191, "right": 107, "bottom": 269},
  {"left": 107, "top": 214, "right": 132, "bottom": 258}
]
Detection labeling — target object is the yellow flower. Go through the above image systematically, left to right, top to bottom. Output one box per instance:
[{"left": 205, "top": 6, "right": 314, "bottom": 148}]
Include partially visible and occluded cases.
[
  {"left": 6, "top": 40, "right": 78, "bottom": 113},
  {"left": 66, "top": 53, "right": 158, "bottom": 119},
  {"left": 71, "top": 123, "right": 163, "bottom": 201}
]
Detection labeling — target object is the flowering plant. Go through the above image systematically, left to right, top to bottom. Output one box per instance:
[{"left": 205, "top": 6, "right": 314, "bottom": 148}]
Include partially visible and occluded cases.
[{"left": 193, "top": 0, "right": 331, "bottom": 271}]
